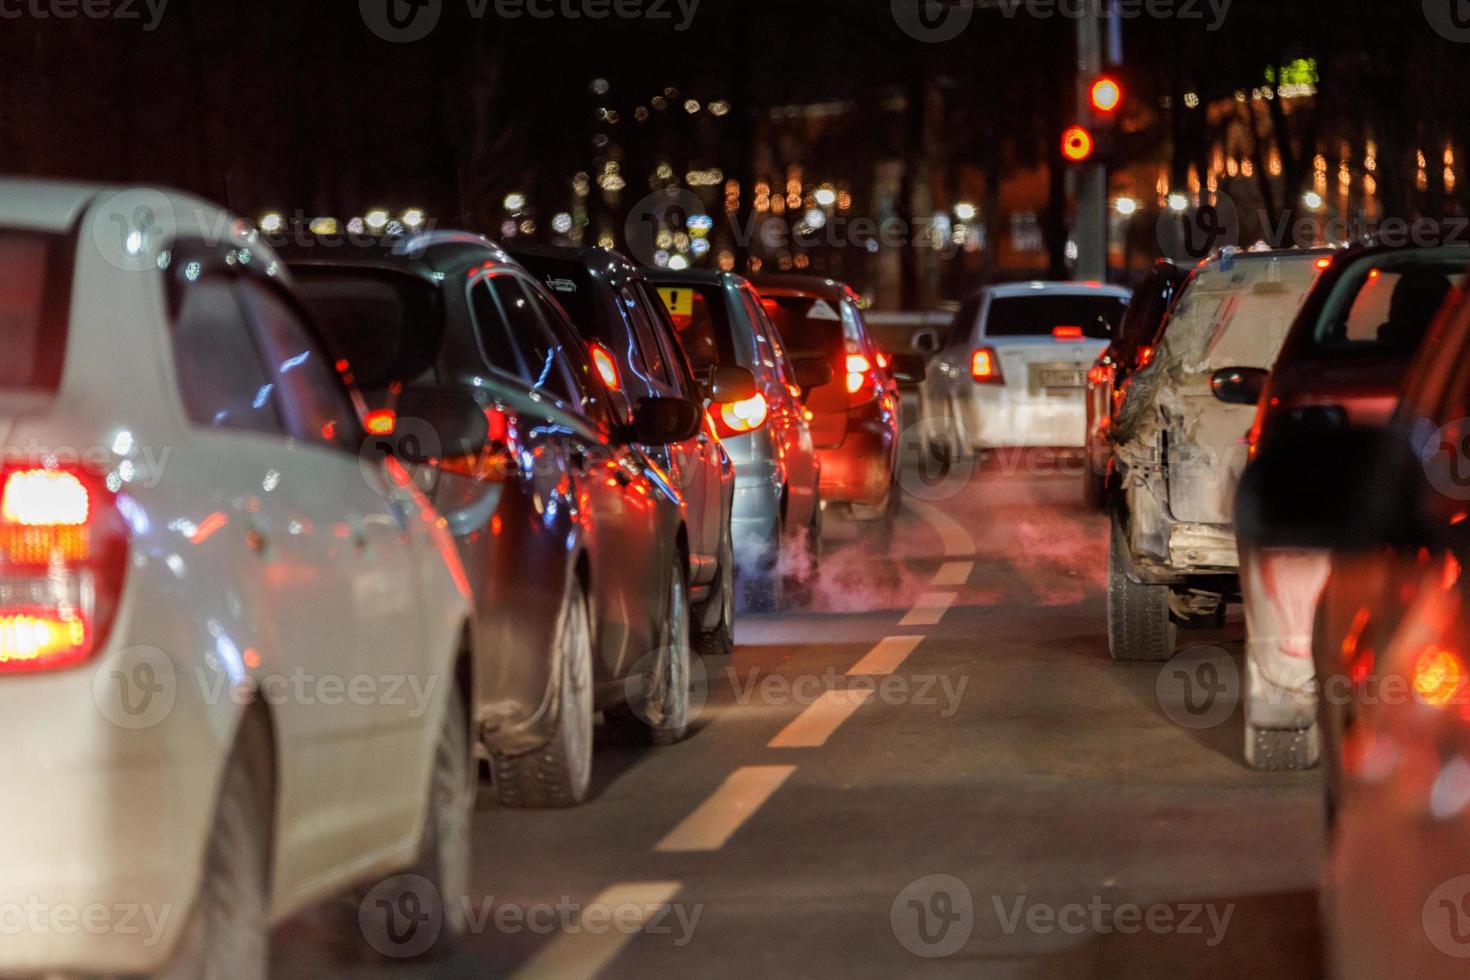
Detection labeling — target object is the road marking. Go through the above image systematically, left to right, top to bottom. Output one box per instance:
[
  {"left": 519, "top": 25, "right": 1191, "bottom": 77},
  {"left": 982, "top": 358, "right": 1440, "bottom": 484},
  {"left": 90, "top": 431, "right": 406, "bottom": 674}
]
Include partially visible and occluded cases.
[
  {"left": 905, "top": 499, "right": 976, "bottom": 558},
  {"left": 933, "top": 561, "right": 973, "bottom": 587},
  {"left": 900, "top": 592, "right": 957, "bottom": 627},
  {"left": 848, "top": 635, "right": 924, "bottom": 676},
  {"left": 768, "top": 689, "right": 875, "bottom": 748},
  {"left": 656, "top": 766, "right": 796, "bottom": 852},
  {"left": 511, "top": 881, "right": 683, "bottom": 980}
]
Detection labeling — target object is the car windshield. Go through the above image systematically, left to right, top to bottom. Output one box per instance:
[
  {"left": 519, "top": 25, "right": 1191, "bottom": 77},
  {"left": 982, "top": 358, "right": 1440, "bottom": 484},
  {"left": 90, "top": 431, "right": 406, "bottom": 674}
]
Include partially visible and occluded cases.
[
  {"left": 0, "top": 229, "right": 68, "bottom": 394},
  {"left": 1310, "top": 249, "right": 1469, "bottom": 353},
  {"left": 291, "top": 267, "right": 444, "bottom": 390},
  {"left": 650, "top": 281, "right": 736, "bottom": 373},
  {"left": 983, "top": 294, "right": 1126, "bottom": 340}
]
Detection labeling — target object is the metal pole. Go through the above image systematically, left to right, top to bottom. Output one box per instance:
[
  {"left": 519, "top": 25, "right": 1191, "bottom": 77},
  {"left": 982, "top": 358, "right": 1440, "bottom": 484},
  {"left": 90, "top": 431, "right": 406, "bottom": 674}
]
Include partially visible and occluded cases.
[{"left": 1074, "top": 8, "right": 1108, "bottom": 281}]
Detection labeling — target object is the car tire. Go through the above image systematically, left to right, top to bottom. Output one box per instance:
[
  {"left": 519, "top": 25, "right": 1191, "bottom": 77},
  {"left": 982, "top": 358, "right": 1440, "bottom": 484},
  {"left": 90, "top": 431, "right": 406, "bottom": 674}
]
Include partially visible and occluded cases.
[
  {"left": 855, "top": 485, "right": 900, "bottom": 554},
  {"left": 783, "top": 499, "right": 822, "bottom": 607},
  {"left": 695, "top": 528, "right": 735, "bottom": 658},
  {"left": 1106, "top": 528, "right": 1176, "bottom": 662},
  {"left": 741, "top": 530, "right": 784, "bottom": 613},
  {"left": 606, "top": 556, "right": 693, "bottom": 745},
  {"left": 490, "top": 577, "right": 595, "bottom": 808},
  {"left": 351, "top": 680, "right": 477, "bottom": 959},
  {"left": 162, "top": 714, "right": 272, "bottom": 980},
  {"left": 1244, "top": 719, "right": 1320, "bottom": 772}
]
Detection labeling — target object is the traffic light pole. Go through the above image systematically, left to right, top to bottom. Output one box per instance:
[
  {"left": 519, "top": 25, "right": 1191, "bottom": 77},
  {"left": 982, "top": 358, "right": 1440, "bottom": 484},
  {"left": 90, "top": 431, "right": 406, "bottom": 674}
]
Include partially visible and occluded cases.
[{"left": 1074, "top": 11, "right": 1108, "bottom": 282}]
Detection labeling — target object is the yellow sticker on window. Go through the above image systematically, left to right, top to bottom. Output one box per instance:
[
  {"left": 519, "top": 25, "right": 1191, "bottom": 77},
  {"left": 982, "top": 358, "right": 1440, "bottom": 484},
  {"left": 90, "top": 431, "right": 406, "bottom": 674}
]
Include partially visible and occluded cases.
[{"left": 658, "top": 287, "right": 694, "bottom": 317}]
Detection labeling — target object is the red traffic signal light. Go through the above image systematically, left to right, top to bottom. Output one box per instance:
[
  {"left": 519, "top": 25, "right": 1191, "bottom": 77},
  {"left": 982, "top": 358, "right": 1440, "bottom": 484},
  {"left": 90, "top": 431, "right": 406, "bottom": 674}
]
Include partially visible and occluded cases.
[
  {"left": 1090, "top": 76, "right": 1122, "bottom": 114},
  {"left": 1062, "top": 125, "right": 1094, "bottom": 163}
]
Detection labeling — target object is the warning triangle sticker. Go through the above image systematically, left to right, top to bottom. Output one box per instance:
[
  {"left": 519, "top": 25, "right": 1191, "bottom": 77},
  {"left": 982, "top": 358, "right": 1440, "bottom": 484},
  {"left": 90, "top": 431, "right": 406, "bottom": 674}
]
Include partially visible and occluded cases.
[{"left": 805, "top": 299, "right": 840, "bottom": 321}]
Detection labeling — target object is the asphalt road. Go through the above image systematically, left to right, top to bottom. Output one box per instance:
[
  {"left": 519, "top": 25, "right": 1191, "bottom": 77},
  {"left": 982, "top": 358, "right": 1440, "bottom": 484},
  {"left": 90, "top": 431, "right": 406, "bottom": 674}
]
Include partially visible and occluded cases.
[{"left": 275, "top": 448, "right": 1327, "bottom": 979}]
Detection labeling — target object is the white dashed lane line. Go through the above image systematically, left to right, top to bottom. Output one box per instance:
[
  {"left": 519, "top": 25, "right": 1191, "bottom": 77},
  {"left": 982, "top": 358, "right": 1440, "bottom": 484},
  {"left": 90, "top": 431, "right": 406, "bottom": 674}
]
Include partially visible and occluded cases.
[
  {"left": 905, "top": 499, "right": 977, "bottom": 558},
  {"left": 932, "top": 560, "right": 973, "bottom": 587},
  {"left": 899, "top": 592, "right": 956, "bottom": 627},
  {"left": 847, "top": 635, "right": 924, "bottom": 676},
  {"left": 767, "top": 689, "right": 875, "bottom": 748},
  {"left": 655, "top": 766, "right": 797, "bottom": 853},
  {"left": 510, "top": 881, "right": 684, "bottom": 980}
]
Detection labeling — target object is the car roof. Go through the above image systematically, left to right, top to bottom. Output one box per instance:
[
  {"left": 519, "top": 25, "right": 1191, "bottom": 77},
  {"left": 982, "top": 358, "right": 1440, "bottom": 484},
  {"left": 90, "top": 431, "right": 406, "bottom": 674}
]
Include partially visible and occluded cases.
[
  {"left": 276, "top": 230, "right": 517, "bottom": 283},
  {"left": 506, "top": 243, "right": 646, "bottom": 291},
  {"left": 643, "top": 267, "right": 743, "bottom": 288},
  {"left": 750, "top": 272, "right": 854, "bottom": 303},
  {"left": 979, "top": 280, "right": 1133, "bottom": 300}
]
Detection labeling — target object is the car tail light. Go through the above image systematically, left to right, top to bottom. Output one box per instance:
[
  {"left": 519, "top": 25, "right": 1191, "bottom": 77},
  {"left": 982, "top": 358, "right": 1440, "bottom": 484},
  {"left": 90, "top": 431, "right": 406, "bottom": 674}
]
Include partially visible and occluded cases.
[
  {"left": 1053, "top": 325, "right": 1083, "bottom": 339},
  {"left": 589, "top": 342, "right": 621, "bottom": 391},
  {"left": 1137, "top": 345, "right": 1156, "bottom": 368},
  {"left": 971, "top": 348, "right": 1003, "bottom": 384},
  {"left": 875, "top": 352, "right": 890, "bottom": 370},
  {"left": 845, "top": 353, "right": 876, "bottom": 397},
  {"left": 1087, "top": 364, "right": 1109, "bottom": 386},
  {"left": 716, "top": 393, "right": 768, "bottom": 437},
  {"left": 364, "top": 409, "right": 397, "bottom": 436},
  {"left": 0, "top": 465, "right": 129, "bottom": 674},
  {"left": 1412, "top": 644, "right": 1467, "bottom": 707}
]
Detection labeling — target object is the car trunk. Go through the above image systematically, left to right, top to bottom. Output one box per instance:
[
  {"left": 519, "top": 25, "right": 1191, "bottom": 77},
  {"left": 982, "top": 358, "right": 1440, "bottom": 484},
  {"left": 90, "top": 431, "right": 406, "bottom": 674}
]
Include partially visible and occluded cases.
[{"left": 760, "top": 294, "right": 853, "bottom": 448}]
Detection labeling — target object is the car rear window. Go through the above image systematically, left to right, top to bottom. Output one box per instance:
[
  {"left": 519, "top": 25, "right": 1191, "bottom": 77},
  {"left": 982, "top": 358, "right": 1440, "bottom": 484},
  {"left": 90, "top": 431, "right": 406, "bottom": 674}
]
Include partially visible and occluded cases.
[
  {"left": 0, "top": 229, "right": 70, "bottom": 393},
  {"left": 1310, "top": 249, "right": 1468, "bottom": 353},
  {"left": 291, "top": 267, "right": 444, "bottom": 389},
  {"left": 651, "top": 282, "right": 736, "bottom": 373},
  {"left": 759, "top": 294, "right": 851, "bottom": 361},
  {"left": 983, "top": 294, "right": 1126, "bottom": 340}
]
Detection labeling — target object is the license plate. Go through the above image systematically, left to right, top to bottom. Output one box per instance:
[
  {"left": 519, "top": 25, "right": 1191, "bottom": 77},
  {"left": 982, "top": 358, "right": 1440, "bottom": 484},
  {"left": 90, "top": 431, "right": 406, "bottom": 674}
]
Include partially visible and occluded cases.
[{"left": 1040, "top": 368, "right": 1084, "bottom": 388}]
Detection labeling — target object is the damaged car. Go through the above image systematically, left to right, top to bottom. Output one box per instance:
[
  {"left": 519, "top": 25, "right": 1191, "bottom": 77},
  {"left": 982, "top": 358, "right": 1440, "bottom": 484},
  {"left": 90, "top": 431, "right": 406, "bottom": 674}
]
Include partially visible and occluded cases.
[{"left": 1106, "top": 248, "right": 1327, "bottom": 661}]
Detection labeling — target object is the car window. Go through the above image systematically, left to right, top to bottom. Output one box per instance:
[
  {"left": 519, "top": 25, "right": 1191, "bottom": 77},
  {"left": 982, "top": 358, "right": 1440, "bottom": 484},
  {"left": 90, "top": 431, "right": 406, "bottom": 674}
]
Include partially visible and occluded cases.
[
  {"left": 0, "top": 229, "right": 68, "bottom": 394},
  {"left": 1312, "top": 252, "right": 1465, "bottom": 353},
  {"left": 293, "top": 267, "right": 444, "bottom": 390},
  {"left": 488, "top": 275, "right": 578, "bottom": 404},
  {"left": 168, "top": 276, "right": 285, "bottom": 436},
  {"left": 238, "top": 279, "right": 360, "bottom": 453},
  {"left": 468, "top": 279, "right": 530, "bottom": 379},
  {"left": 639, "top": 282, "right": 701, "bottom": 401},
  {"left": 653, "top": 282, "right": 735, "bottom": 374},
  {"left": 527, "top": 284, "right": 614, "bottom": 428},
  {"left": 618, "top": 285, "right": 672, "bottom": 385},
  {"left": 983, "top": 294, "right": 1127, "bottom": 340}
]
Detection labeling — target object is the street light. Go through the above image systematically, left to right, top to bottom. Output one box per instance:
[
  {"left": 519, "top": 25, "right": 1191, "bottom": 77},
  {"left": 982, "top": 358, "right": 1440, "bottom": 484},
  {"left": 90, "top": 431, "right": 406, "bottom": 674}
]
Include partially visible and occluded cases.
[
  {"left": 1089, "top": 76, "right": 1122, "bottom": 115},
  {"left": 1167, "top": 193, "right": 1190, "bottom": 212},
  {"left": 1114, "top": 197, "right": 1139, "bottom": 216},
  {"left": 954, "top": 201, "right": 978, "bottom": 222},
  {"left": 364, "top": 209, "right": 390, "bottom": 232}
]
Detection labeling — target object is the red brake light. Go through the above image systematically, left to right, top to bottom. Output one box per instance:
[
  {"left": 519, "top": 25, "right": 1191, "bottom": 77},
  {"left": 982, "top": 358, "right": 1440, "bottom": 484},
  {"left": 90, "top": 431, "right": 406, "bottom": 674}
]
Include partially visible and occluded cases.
[
  {"left": 1315, "top": 257, "right": 1333, "bottom": 270},
  {"left": 1052, "top": 325, "right": 1083, "bottom": 339},
  {"left": 589, "top": 342, "right": 621, "bottom": 390},
  {"left": 1138, "top": 345, "right": 1156, "bottom": 367},
  {"left": 971, "top": 348, "right": 1003, "bottom": 383},
  {"left": 875, "top": 352, "right": 890, "bottom": 370},
  {"left": 717, "top": 393, "right": 768, "bottom": 437},
  {"left": 364, "top": 409, "right": 397, "bottom": 436},
  {"left": 0, "top": 465, "right": 128, "bottom": 673}
]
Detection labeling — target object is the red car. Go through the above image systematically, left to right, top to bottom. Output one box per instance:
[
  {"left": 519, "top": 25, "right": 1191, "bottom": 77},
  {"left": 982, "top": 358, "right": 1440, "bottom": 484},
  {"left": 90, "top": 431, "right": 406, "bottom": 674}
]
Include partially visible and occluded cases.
[{"left": 752, "top": 274, "right": 924, "bottom": 541}]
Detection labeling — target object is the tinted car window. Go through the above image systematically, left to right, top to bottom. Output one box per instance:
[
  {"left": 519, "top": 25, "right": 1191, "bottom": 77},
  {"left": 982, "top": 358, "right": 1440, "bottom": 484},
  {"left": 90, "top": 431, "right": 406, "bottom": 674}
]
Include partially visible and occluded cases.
[
  {"left": 0, "top": 230, "right": 67, "bottom": 393},
  {"left": 1311, "top": 252, "right": 1466, "bottom": 352},
  {"left": 292, "top": 267, "right": 443, "bottom": 389},
  {"left": 489, "top": 275, "right": 577, "bottom": 403},
  {"left": 168, "top": 276, "right": 284, "bottom": 436},
  {"left": 467, "top": 279, "right": 528, "bottom": 378},
  {"left": 239, "top": 280, "right": 359, "bottom": 452},
  {"left": 639, "top": 282, "right": 701, "bottom": 400},
  {"left": 653, "top": 282, "right": 737, "bottom": 373},
  {"left": 527, "top": 285, "right": 612, "bottom": 428},
  {"left": 618, "top": 286, "right": 671, "bottom": 384},
  {"left": 761, "top": 294, "right": 845, "bottom": 360},
  {"left": 984, "top": 295, "right": 1127, "bottom": 340}
]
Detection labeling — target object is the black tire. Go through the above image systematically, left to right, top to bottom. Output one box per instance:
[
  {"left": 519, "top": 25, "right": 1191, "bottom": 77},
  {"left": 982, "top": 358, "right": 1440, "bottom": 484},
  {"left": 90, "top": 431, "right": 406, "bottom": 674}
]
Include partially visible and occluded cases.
[
  {"left": 856, "top": 485, "right": 900, "bottom": 554},
  {"left": 782, "top": 500, "right": 822, "bottom": 607},
  {"left": 741, "top": 521, "right": 784, "bottom": 614},
  {"left": 695, "top": 526, "right": 735, "bottom": 657},
  {"left": 1106, "top": 528, "right": 1176, "bottom": 662},
  {"left": 606, "top": 557, "right": 693, "bottom": 745},
  {"left": 491, "top": 577, "right": 594, "bottom": 808},
  {"left": 350, "top": 683, "right": 476, "bottom": 961},
  {"left": 162, "top": 715, "right": 272, "bottom": 980},
  {"left": 1244, "top": 720, "right": 1320, "bottom": 772}
]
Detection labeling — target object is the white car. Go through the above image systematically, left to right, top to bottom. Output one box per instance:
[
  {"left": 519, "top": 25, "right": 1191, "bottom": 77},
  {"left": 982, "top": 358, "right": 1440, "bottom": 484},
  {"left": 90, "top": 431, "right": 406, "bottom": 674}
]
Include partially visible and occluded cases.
[
  {"left": 0, "top": 180, "right": 478, "bottom": 977},
  {"left": 916, "top": 281, "right": 1131, "bottom": 452}
]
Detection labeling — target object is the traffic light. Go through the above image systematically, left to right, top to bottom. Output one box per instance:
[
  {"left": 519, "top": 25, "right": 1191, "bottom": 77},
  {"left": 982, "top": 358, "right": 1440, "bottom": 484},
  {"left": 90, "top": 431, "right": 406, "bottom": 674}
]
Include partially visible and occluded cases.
[
  {"left": 1089, "top": 76, "right": 1122, "bottom": 115},
  {"left": 1062, "top": 125, "right": 1094, "bottom": 163}
]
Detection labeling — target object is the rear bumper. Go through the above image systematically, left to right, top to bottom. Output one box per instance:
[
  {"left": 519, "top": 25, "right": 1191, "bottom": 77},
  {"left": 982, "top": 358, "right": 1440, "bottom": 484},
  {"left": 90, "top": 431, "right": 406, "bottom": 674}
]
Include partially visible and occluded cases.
[
  {"left": 963, "top": 386, "right": 1087, "bottom": 448},
  {"left": 816, "top": 415, "right": 897, "bottom": 508},
  {"left": 0, "top": 661, "right": 222, "bottom": 977}
]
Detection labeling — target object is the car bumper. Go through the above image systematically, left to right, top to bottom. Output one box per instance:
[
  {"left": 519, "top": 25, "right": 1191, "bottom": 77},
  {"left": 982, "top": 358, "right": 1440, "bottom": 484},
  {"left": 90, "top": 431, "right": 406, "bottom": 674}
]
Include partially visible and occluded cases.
[
  {"left": 963, "top": 386, "right": 1087, "bottom": 448},
  {"left": 817, "top": 420, "right": 896, "bottom": 508},
  {"left": 0, "top": 661, "right": 222, "bottom": 976}
]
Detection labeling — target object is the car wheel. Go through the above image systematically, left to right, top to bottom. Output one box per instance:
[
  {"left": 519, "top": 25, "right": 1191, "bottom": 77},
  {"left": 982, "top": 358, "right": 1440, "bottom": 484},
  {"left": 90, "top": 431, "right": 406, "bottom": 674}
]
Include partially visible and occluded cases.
[
  {"left": 856, "top": 485, "right": 900, "bottom": 554},
  {"left": 783, "top": 499, "right": 822, "bottom": 607},
  {"left": 741, "top": 519, "right": 785, "bottom": 613},
  {"left": 696, "top": 527, "right": 735, "bottom": 657},
  {"left": 1106, "top": 527, "right": 1176, "bottom": 662},
  {"left": 607, "top": 556, "right": 693, "bottom": 745},
  {"left": 491, "top": 577, "right": 594, "bottom": 808},
  {"left": 162, "top": 715, "right": 271, "bottom": 980},
  {"left": 1244, "top": 719, "right": 1321, "bottom": 772}
]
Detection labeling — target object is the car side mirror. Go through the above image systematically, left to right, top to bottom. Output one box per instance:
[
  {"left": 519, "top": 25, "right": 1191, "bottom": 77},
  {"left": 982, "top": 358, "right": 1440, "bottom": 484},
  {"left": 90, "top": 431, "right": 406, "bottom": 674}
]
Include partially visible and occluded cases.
[
  {"left": 912, "top": 328, "right": 941, "bottom": 356},
  {"left": 888, "top": 353, "right": 927, "bottom": 384},
  {"left": 793, "top": 357, "right": 834, "bottom": 390},
  {"left": 707, "top": 365, "right": 759, "bottom": 404},
  {"left": 1209, "top": 367, "right": 1269, "bottom": 406},
  {"left": 386, "top": 387, "right": 491, "bottom": 464},
  {"left": 632, "top": 396, "right": 702, "bottom": 445},
  {"left": 1236, "top": 425, "right": 1433, "bottom": 551}
]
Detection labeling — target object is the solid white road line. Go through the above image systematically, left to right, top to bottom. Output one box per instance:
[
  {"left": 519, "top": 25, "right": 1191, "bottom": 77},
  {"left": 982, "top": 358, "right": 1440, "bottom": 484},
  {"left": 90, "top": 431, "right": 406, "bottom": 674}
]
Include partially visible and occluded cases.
[
  {"left": 905, "top": 499, "right": 977, "bottom": 558},
  {"left": 933, "top": 560, "right": 974, "bottom": 587},
  {"left": 900, "top": 592, "right": 957, "bottom": 627},
  {"left": 848, "top": 635, "right": 924, "bottom": 676},
  {"left": 767, "top": 689, "right": 876, "bottom": 748},
  {"left": 656, "top": 766, "right": 797, "bottom": 852},
  {"left": 511, "top": 881, "right": 683, "bottom": 980}
]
